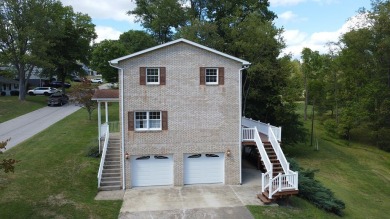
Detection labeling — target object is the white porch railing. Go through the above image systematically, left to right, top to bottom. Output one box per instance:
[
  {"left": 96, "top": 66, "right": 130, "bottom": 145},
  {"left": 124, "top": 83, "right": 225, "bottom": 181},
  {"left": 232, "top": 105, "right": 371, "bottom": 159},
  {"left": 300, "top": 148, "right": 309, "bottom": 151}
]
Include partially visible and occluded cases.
[
  {"left": 242, "top": 117, "right": 282, "bottom": 141},
  {"left": 242, "top": 119, "right": 298, "bottom": 199},
  {"left": 97, "top": 125, "right": 109, "bottom": 188},
  {"left": 242, "top": 127, "right": 273, "bottom": 174},
  {"left": 268, "top": 127, "right": 289, "bottom": 173}
]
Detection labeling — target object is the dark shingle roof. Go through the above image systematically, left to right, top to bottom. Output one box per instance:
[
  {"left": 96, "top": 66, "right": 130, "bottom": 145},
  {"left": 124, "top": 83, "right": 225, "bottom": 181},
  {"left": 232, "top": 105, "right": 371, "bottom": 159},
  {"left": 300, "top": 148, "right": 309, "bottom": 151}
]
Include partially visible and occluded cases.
[{"left": 92, "top": 89, "right": 119, "bottom": 101}]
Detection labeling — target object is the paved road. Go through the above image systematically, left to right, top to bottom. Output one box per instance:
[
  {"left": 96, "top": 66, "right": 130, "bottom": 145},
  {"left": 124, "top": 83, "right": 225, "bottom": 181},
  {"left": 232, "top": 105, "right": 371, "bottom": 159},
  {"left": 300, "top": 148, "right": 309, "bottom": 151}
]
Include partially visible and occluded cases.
[{"left": 0, "top": 104, "right": 80, "bottom": 151}]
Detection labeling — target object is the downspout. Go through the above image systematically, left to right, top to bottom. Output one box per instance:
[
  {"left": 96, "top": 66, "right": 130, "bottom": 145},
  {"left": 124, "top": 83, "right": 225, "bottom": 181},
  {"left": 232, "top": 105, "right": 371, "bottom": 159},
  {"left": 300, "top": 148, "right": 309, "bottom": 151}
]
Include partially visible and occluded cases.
[
  {"left": 109, "top": 62, "right": 126, "bottom": 191},
  {"left": 239, "top": 65, "right": 250, "bottom": 185}
]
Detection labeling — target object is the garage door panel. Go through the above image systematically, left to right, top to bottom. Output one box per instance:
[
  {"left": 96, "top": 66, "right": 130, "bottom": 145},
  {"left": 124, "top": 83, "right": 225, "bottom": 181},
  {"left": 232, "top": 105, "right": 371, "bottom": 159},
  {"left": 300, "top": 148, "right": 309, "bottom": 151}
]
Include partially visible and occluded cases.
[
  {"left": 184, "top": 153, "right": 224, "bottom": 185},
  {"left": 131, "top": 155, "right": 173, "bottom": 187}
]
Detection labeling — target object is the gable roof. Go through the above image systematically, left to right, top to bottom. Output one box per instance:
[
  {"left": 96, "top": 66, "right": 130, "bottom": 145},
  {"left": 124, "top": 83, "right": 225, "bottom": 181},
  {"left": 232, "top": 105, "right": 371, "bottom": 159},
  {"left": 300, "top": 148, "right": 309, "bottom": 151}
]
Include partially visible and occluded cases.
[
  {"left": 109, "top": 38, "right": 251, "bottom": 66},
  {"left": 0, "top": 76, "right": 18, "bottom": 84}
]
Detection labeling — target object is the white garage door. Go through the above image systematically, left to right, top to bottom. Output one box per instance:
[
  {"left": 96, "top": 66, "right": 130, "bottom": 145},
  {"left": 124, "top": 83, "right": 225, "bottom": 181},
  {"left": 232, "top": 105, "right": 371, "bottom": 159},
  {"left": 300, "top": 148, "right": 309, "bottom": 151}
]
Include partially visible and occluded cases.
[
  {"left": 184, "top": 153, "right": 224, "bottom": 185},
  {"left": 131, "top": 155, "right": 173, "bottom": 187}
]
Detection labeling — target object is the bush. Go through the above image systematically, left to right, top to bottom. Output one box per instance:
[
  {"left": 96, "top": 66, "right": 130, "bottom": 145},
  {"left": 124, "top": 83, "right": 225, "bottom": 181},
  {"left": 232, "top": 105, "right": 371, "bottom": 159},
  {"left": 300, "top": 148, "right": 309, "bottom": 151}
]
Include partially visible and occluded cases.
[
  {"left": 10, "top": 90, "right": 19, "bottom": 96},
  {"left": 0, "top": 91, "right": 5, "bottom": 96},
  {"left": 86, "top": 145, "right": 100, "bottom": 158},
  {"left": 289, "top": 158, "right": 345, "bottom": 216}
]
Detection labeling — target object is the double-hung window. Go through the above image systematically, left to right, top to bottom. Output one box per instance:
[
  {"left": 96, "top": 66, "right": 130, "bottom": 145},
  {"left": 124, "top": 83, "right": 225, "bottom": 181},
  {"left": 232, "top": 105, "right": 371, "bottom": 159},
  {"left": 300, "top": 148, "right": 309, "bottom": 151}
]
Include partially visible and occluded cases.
[
  {"left": 200, "top": 67, "right": 224, "bottom": 85},
  {"left": 146, "top": 68, "right": 159, "bottom": 85},
  {"left": 205, "top": 68, "right": 218, "bottom": 85},
  {"left": 135, "top": 111, "right": 161, "bottom": 130}
]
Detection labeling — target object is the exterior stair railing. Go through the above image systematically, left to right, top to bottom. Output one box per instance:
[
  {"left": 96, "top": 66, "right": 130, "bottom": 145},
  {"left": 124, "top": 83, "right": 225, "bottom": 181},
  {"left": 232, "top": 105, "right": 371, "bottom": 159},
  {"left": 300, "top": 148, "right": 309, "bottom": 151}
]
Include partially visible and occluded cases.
[
  {"left": 242, "top": 117, "right": 298, "bottom": 199},
  {"left": 97, "top": 125, "right": 109, "bottom": 188}
]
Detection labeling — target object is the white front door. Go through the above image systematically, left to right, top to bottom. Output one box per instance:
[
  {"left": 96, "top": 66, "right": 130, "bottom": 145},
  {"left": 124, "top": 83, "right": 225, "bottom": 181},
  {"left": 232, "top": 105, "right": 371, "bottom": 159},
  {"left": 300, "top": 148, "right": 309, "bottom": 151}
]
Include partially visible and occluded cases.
[
  {"left": 184, "top": 153, "right": 224, "bottom": 184},
  {"left": 131, "top": 155, "right": 173, "bottom": 187}
]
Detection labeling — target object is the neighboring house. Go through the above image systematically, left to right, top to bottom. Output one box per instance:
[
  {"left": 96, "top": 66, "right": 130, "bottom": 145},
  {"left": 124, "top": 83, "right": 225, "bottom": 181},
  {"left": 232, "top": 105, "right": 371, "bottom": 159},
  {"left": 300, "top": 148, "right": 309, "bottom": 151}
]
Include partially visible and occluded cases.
[
  {"left": 96, "top": 39, "right": 298, "bottom": 203},
  {"left": 0, "top": 76, "right": 19, "bottom": 96}
]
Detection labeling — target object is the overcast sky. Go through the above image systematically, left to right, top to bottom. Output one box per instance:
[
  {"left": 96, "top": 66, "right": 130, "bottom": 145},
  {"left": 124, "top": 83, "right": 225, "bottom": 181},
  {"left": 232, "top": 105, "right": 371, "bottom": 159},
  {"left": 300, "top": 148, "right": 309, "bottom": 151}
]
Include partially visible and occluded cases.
[{"left": 60, "top": 0, "right": 372, "bottom": 59}]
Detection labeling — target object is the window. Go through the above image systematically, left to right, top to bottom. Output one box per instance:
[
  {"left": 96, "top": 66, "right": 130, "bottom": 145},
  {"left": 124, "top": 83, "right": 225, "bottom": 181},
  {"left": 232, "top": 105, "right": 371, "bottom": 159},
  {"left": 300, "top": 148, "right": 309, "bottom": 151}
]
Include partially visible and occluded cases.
[
  {"left": 140, "top": 67, "right": 166, "bottom": 85},
  {"left": 200, "top": 67, "right": 224, "bottom": 85},
  {"left": 146, "top": 68, "right": 159, "bottom": 84},
  {"left": 205, "top": 68, "right": 218, "bottom": 85},
  {"left": 128, "top": 111, "right": 167, "bottom": 131},
  {"left": 135, "top": 111, "right": 161, "bottom": 130}
]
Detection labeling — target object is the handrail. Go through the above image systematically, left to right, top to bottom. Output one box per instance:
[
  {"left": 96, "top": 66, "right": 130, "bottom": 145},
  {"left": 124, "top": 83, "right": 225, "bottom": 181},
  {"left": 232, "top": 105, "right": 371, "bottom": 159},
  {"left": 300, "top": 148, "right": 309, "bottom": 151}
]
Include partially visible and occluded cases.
[
  {"left": 242, "top": 117, "right": 281, "bottom": 141},
  {"left": 97, "top": 125, "right": 109, "bottom": 188},
  {"left": 242, "top": 127, "right": 273, "bottom": 174},
  {"left": 268, "top": 127, "right": 289, "bottom": 173}
]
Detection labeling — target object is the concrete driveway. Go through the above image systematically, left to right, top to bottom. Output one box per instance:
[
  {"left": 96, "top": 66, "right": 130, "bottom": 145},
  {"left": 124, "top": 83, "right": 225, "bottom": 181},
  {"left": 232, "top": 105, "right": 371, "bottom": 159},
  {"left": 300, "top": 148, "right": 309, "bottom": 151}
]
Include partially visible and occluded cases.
[
  {"left": 0, "top": 104, "right": 80, "bottom": 151},
  {"left": 118, "top": 168, "right": 264, "bottom": 219}
]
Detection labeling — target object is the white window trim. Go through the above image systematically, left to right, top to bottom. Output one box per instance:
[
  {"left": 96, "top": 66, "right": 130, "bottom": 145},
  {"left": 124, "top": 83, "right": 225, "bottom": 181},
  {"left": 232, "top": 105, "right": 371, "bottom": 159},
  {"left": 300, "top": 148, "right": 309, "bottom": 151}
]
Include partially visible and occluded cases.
[
  {"left": 146, "top": 68, "right": 160, "bottom": 85},
  {"left": 205, "top": 68, "right": 218, "bottom": 85},
  {"left": 135, "top": 111, "right": 162, "bottom": 131}
]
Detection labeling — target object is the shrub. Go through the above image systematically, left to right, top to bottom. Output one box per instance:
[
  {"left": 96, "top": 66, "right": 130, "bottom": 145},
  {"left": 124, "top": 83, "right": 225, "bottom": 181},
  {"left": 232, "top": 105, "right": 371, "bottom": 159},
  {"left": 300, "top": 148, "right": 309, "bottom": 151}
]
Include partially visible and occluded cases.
[
  {"left": 10, "top": 90, "right": 19, "bottom": 96},
  {"left": 0, "top": 91, "right": 5, "bottom": 96},
  {"left": 86, "top": 145, "right": 100, "bottom": 158},
  {"left": 289, "top": 158, "right": 345, "bottom": 216}
]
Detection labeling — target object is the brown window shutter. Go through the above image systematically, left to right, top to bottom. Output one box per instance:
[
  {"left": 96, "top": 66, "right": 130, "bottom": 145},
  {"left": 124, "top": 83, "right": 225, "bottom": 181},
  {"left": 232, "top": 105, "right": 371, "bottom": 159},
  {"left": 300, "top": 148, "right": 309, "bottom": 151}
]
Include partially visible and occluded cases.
[
  {"left": 140, "top": 67, "right": 146, "bottom": 85},
  {"left": 160, "top": 67, "right": 166, "bottom": 85},
  {"left": 200, "top": 67, "right": 205, "bottom": 85},
  {"left": 218, "top": 67, "right": 224, "bottom": 85},
  {"left": 128, "top": 111, "right": 134, "bottom": 131},
  {"left": 162, "top": 111, "right": 168, "bottom": 130}
]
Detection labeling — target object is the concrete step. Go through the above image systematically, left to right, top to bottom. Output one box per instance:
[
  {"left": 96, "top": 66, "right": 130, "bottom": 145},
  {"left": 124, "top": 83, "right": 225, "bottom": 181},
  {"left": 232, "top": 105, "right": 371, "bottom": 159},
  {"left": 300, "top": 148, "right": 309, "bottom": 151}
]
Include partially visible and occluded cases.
[
  {"left": 105, "top": 160, "right": 120, "bottom": 165},
  {"left": 104, "top": 164, "right": 121, "bottom": 169},
  {"left": 103, "top": 168, "right": 121, "bottom": 173},
  {"left": 102, "top": 172, "right": 120, "bottom": 177},
  {"left": 101, "top": 176, "right": 121, "bottom": 182},
  {"left": 101, "top": 180, "right": 121, "bottom": 186},
  {"left": 99, "top": 185, "right": 121, "bottom": 191}
]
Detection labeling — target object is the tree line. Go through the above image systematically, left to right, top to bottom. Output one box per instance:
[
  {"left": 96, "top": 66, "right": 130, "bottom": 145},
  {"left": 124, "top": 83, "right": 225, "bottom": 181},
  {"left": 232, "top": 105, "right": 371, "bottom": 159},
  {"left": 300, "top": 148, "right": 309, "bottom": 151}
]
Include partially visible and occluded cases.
[{"left": 298, "top": 1, "right": 390, "bottom": 151}]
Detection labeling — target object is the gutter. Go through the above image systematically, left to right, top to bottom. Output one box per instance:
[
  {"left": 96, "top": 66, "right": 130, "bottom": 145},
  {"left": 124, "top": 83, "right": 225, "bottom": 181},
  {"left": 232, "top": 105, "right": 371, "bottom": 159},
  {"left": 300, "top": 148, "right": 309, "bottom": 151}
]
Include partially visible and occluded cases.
[
  {"left": 109, "top": 61, "right": 126, "bottom": 191},
  {"left": 239, "top": 64, "right": 250, "bottom": 185}
]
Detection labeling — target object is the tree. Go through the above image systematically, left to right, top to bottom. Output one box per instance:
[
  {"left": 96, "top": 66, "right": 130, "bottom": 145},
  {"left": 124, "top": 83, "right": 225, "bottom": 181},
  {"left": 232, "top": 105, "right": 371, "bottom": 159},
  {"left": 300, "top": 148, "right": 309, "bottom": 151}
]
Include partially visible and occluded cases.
[
  {"left": 0, "top": 0, "right": 63, "bottom": 100},
  {"left": 129, "top": 0, "right": 187, "bottom": 43},
  {"left": 44, "top": 6, "right": 96, "bottom": 93},
  {"left": 119, "top": 30, "right": 157, "bottom": 52},
  {"left": 90, "top": 31, "right": 156, "bottom": 83},
  {"left": 90, "top": 40, "right": 126, "bottom": 83},
  {"left": 69, "top": 82, "right": 97, "bottom": 120},
  {"left": 0, "top": 138, "right": 18, "bottom": 173}
]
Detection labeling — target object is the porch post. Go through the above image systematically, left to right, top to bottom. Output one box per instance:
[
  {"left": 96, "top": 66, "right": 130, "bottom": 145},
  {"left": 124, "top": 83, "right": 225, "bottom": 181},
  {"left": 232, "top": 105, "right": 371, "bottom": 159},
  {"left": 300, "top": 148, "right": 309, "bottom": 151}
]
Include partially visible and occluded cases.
[
  {"left": 105, "top": 101, "right": 109, "bottom": 123},
  {"left": 98, "top": 102, "right": 101, "bottom": 153}
]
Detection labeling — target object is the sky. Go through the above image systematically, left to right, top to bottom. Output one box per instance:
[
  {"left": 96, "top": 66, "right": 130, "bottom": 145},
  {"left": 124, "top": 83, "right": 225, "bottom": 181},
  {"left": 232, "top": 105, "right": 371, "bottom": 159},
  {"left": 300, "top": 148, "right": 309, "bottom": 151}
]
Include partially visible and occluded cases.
[{"left": 60, "top": 0, "right": 372, "bottom": 59}]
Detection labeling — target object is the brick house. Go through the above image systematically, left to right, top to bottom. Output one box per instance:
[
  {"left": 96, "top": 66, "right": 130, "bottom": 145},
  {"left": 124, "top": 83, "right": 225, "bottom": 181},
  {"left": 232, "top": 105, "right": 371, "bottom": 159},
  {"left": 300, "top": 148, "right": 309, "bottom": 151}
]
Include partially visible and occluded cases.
[{"left": 97, "top": 39, "right": 298, "bottom": 202}]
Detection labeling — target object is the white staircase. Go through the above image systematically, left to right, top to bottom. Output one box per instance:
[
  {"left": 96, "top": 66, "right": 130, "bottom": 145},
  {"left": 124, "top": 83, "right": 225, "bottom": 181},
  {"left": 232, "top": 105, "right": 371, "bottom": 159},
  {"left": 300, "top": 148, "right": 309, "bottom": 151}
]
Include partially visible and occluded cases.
[
  {"left": 242, "top": 117, "right": 298, "bottom": 203},
  {"left": 98, "top": 131, "right": 122, "bottom": 191}
]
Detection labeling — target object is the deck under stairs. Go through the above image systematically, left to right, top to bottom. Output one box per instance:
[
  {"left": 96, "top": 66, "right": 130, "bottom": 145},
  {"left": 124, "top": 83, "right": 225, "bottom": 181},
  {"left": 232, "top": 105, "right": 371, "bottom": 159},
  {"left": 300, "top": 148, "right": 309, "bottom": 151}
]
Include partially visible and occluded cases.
[{"left": 99, "top": 135, "right": 122, "bottom": 191}]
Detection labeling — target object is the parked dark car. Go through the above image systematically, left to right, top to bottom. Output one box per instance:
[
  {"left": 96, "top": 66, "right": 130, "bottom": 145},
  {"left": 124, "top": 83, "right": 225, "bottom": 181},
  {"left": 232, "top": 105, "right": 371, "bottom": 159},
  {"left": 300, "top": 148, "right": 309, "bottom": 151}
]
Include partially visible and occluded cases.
[
  {"left": 49, "top": 81, "right": 71, "bottom": 88},
  {"left": 47, "top": 92, "right": 69, "bottom": 106}
]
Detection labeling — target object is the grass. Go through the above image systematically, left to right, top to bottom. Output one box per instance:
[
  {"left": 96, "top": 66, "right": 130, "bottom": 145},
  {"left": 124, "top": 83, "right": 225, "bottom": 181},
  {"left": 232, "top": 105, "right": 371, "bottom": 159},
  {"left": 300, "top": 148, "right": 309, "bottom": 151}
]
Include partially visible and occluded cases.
[
  {"left": 0, "top": 95, "right": 47, "bottom": 123},
  {"left": 248, "top": 102, "right": 390, "bottom": 218},
  {"left": 0, "top": 104, "right": 122, "bottom": 218},
  {"left": 248, "top": 197, "right": 338, "bottom": 219}
]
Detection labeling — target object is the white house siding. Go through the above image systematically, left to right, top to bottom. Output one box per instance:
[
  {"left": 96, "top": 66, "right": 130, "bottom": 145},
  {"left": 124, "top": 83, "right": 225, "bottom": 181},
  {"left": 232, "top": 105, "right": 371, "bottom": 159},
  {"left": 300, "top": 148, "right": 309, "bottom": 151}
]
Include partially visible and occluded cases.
[{"left": 118, "top": 42, "right": 242, "bottom": 188}]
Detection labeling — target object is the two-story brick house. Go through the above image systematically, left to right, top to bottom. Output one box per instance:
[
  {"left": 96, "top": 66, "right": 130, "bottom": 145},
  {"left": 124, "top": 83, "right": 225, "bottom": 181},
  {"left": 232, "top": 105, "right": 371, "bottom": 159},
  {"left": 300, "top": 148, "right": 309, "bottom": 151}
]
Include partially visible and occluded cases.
[
  {"left": 98, "top": 38, "right": 298, "bottom": 202},
  {"left": 108, "top": 38, "right": 249, "bottom": 188}
]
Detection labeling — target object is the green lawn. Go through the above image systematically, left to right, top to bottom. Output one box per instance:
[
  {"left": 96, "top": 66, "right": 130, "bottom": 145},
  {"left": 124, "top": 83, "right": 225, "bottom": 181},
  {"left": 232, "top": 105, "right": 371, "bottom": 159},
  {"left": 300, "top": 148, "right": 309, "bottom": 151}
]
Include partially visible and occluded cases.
[
  {"left": 0, "top": 95, "right": 47, "bottom": 123},
  {"left": 248, "top": 102, "right": 390, "bottom": 218},
  {"left": 0, "top": 105, "right": 121, "bottom": 218}
]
